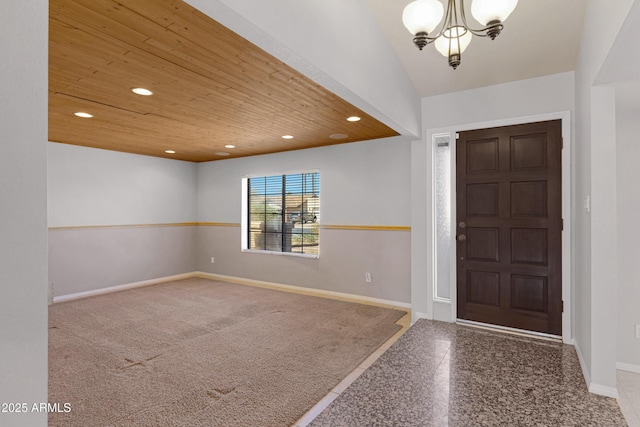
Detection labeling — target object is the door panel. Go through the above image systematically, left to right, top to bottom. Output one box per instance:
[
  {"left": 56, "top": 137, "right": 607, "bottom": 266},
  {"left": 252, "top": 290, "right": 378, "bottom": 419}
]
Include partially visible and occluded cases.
[
  {"left": 456, "top": 120, "right": 562, "bottom": 336},
  {"left": 510, "top": 181, "right": 548, "bottom": 217},
  {"left": 467, "top": 183, "right": 499, "bottom": 216},
  {"left": 466, "top": 228, "right": 500, "bottom": 262},
  {"left": 467, "top": 271, "right": 501, "bottom": 306}
]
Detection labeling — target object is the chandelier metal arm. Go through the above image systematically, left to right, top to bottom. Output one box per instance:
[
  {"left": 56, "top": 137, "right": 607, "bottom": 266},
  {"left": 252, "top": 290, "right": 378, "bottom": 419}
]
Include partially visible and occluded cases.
[
  {"left": 404, "top": 0, "right": 517, "bottom": 68},
  {"left": 411, "top": 0, "right": 507, "bottom": 50},
  {"left": 457, "top": 0, "right": 504, "bottom": 39},
  {"left": 458, "top": 0, "right": 504, "bottom": 39},
  {"left": 411, "top": 32, "right": 438, "bottom": 50}
]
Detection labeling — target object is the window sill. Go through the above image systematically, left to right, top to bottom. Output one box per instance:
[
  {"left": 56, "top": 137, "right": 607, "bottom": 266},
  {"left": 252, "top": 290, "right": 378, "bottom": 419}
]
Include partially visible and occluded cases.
[{"left": 241, "top": 249, "right": 319, "bottom": 259}]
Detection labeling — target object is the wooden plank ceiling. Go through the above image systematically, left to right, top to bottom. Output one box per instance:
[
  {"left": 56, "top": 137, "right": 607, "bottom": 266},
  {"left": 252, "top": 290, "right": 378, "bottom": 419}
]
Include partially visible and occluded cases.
[{"left": 49, "top": 0, "right": 399, "bottom": 162}]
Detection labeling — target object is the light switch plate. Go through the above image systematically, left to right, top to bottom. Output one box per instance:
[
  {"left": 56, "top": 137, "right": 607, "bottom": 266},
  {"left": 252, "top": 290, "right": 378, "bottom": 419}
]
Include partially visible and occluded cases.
[{"left": 584, "top": 195, "right": 591, "bottom": 213}]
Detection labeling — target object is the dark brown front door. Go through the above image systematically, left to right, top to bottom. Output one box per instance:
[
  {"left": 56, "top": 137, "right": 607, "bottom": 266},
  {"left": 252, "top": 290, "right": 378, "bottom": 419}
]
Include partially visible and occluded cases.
[{"left": 456, "top": 120, "right": 562, "bottom": 336}]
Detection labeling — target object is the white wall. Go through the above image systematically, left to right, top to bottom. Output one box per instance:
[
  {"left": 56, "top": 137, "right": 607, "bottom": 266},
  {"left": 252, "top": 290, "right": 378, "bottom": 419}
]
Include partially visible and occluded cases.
[
  {"left": 185, "top": 0, "right": 421, "bottom": 138},
  {"left": 573, "top": 0, "right": 637, "bottom": 395},
  {"left": 594, "top": 0, "right": 640, "bottom": 373},
  {"left": 0, "top": 2, "right": 48, "bottom": 426},
  {"left": 412, "top": 72, "right": 575, "bottom": 320},
  {"left": 421, "top": 72, "right": 575, "bottom": 129},
  {"left": 588, "top": 85, "right": 618, "bottom": 394},
  {"left": 616, "top": 110, "right": 640, "bottom": 370},
  {"left": 47, "top": 135, "right": 412, "bottom": 302},
  {"left": 197, "top": 138, "right": 413, "bottom": 303},
  {"left": 198, "top": 138, "right": 411, "bottom": 226},
  {"left": 47, "top": 143, "right": 199, "bottom": 297},
  {"left": 48, "top": 143, "right": 197, "bottom": 227}
]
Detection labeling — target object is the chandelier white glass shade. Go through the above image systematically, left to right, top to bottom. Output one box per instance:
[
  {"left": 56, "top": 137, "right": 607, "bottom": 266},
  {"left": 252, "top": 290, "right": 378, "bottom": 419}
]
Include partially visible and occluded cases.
[
  {"left": 402, "top": 0, "right": 518, "bottom": 69},
  {"left": 402, "top": 0, "right": 444, "bottom": 35},
  {"left": 471, "top": 0, "right": 518, "bottom": 26},
  {"left": 434, "top": 26, "right": 472, "bottom": 68}
]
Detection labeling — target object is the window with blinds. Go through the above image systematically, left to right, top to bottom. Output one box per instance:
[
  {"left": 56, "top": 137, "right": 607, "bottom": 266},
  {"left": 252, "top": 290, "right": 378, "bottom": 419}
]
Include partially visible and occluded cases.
[{"left": 244, "top": 171, "right": 320, "bottom": 256}]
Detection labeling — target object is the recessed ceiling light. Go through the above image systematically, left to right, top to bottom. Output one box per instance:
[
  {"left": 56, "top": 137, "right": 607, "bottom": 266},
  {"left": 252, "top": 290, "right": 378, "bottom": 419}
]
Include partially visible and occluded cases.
[
  {"left": 132, "top": 87, "right": 153, "bottom": 96},
  {"left": 74, "top": 112, "right": 93, "bottom": 118},
  {"left": 347, "top": 116, "right": 361, "bottom": 122},
  {"left": 330, "top": 133, "right": 348, "bottom": 140},
  {"left": 282, "top": 135, "right": 294, "bottom": 139},
  {"left": 224, "top": 144, "right": 236, "bottom": 149},
  {"left": 165, "top": 150, "right": 176, "bottom": 154},
  {"left": 215, "top": 152, "right": 230, "bottom": 156}
]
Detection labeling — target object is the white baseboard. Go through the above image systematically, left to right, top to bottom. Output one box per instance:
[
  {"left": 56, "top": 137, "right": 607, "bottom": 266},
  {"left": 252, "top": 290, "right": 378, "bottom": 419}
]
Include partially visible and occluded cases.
[
  {"left": 53, "top": 271, "right": 412, "bottom": 313},
  {"left": 194, "top": 271, "right": 411, "bottom": 310},
  {"left": 52, "top": 272, "right": 196, "bottom": 303},
  {"left": 412, "top": 312, "right": 431, "bottom": 323},
  {"left": 573, "top": 339, "right": 620, "bottom": 399},
  {"left": 573, "top": 339, "right": 592, "bottom": 388},
  {"left": 617, "top": 362, "right": 640, "bottom": 374},
  {"left": 589, "top": 383, "right": 619, "bottom": 399}
]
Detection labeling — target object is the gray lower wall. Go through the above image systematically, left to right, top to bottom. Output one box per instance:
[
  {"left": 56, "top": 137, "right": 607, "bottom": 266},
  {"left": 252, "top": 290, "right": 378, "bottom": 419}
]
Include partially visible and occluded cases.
[
  {"left": 48, "top": 223, "right": 411, "bottom": 304},
  {"left": 49, "top": 225, "right": 197, "bottom": 297},
  {"left": 196, "top": 225, "right": 411, "bottom": 304}
]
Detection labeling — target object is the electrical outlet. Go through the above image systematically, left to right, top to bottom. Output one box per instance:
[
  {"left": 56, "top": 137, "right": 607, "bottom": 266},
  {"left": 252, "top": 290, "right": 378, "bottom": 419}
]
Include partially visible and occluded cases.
[
  {"left": 210, "top": 257, "right": 215, "bottom": 264},
  {"left": 365, "top": 272, "right": 372, "bottom": 283},
  {"left": 636, "top": 324, "right": 640, "bottom": 339}
]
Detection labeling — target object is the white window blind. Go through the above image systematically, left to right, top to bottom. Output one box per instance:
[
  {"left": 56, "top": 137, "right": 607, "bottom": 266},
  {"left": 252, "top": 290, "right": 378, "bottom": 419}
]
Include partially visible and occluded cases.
[{"left": 246, "top": 171, "right": 320, "bottom": 256}]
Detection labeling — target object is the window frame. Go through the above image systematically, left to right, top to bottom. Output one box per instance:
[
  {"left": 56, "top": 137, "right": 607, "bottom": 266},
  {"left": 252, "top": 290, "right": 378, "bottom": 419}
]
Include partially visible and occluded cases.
[{"left": 241, "top": 169, "right": 320, "bottom": 259}]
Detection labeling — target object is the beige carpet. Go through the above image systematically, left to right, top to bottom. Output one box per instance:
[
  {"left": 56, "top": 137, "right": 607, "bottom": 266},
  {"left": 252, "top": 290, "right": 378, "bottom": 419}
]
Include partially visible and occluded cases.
[{"left": 48, "top": 278, "right": 405, "bottom": 426}]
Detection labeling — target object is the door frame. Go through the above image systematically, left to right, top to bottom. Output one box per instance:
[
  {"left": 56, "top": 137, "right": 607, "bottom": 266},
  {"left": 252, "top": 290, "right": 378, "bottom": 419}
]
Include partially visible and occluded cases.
[{"left": 422, "top": 111, "right": 572, "bottom": 343}]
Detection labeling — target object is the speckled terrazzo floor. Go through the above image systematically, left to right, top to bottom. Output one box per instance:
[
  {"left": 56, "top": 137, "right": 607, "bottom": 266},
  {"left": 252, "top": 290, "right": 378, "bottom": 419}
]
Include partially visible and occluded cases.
[{"left": 309, "top": 319, "right": 627, "bottom": 426}]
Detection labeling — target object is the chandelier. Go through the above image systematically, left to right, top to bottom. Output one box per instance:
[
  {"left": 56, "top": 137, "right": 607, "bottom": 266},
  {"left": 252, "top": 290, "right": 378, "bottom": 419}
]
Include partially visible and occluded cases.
[{"left": 402, "top": 0, "right": 518, "bottom": 69}]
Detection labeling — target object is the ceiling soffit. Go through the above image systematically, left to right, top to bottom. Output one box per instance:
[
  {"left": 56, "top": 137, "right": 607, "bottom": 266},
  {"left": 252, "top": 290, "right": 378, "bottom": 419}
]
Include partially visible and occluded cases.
[{"left": 49, "top": 0, "right": 398, "bottom": 162}]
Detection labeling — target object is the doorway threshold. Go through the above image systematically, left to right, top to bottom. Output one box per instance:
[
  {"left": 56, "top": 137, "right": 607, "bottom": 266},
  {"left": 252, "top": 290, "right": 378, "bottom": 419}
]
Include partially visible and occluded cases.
[{"left": 456, "top": 319, "right": 562, "bottom": 343}]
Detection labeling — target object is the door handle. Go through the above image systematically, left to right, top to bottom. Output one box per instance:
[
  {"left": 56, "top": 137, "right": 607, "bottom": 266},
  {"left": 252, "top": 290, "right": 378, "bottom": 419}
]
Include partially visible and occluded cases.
[{"left": 457, "top": 234, "right": 466, "bottom": 241}]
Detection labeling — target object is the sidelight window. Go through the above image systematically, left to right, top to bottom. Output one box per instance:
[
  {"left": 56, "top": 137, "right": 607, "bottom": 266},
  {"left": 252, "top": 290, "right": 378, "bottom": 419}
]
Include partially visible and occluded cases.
[{"left": 434, "top": 133, "right": 452, "bottom": 301}]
